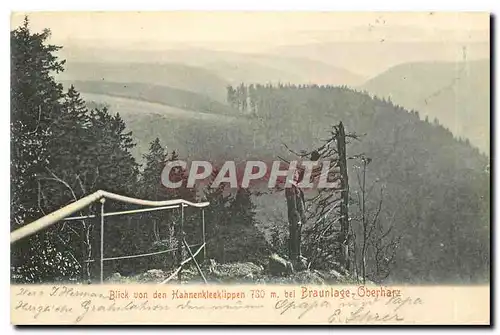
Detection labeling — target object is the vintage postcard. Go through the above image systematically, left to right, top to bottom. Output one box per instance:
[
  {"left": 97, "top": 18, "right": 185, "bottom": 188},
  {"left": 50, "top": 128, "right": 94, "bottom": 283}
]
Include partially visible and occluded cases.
[{"left": 10, "top": 12, "right": 490, "bottom": 325}]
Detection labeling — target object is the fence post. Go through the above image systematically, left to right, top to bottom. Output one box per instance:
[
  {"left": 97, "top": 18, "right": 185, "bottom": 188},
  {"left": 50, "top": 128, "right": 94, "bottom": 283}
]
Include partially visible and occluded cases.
[
  {"left": 99, "top": 197, "right": 106, "bottom": 284},
  {"left": 177, "top": 204, "right": 185, "bottom": 283},
  {"left": 201, "top": 208, "right": 206, "bottom": 262}
]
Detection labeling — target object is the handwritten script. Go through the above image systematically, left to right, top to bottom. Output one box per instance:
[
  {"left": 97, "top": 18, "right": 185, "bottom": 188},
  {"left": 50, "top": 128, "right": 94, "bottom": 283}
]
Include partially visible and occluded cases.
[
  {"left": 10, "top": 284, "right": 459, "bottom": 325},
  {"left": 13, "top": 285, "right": 266, "bottom": 323},
  {"left": 274, "top": 295, "right": 424, "bottom": 324}
]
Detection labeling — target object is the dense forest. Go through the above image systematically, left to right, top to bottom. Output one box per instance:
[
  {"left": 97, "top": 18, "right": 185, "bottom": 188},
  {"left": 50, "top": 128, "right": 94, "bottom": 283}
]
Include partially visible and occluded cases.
[{"left": 11, "top": 19, "right": 490, "bottom": 284}]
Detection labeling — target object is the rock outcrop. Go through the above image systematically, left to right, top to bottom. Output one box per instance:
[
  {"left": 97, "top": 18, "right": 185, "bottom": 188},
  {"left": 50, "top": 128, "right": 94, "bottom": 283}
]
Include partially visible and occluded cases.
[
  {"left": 268, "top": 253, "right": 294, "bottom": 276},
  {"left": 104, "top": 256, "right": 358, "bottom": 285}
]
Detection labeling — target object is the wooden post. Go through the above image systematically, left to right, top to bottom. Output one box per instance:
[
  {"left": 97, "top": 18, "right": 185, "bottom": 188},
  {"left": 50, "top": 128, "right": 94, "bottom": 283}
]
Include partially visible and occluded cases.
[
  {"left": 336, "top": 122, "right": 350, "bottom": 272},
  {"left": 296, "top": 187, "right": 306, "bottom": 259},
  {"left": 99, "top": 197, "right": 106, "bottom": 284},
  {"left": 177, "top": 205, "right": 184, "bottom": 283},
  {"left": 201, "top": 209, "right": 206, "bottom": 262},
  {"left": 81, "top": 221, "right": 87, "bottom": 283},
  {"left": 183, "top": 239, "right": 207, "bottom": 284}
]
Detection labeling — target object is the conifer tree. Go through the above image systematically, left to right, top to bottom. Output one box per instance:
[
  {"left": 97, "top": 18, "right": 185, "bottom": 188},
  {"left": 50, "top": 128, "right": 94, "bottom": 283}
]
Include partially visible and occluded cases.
[
  {"left": 11, "top": 17, "right": 65, "bottom": 228},
  {"left": 10, "top": 18, "right": 79, "bottom": 282},
  {"left": 11, "top": 18, "right": 141, "bottom": 282},
  {"left": 202, "top": 168, "right": 233, "bottom": 261},
  {"left": 223, "top": 188, "right": 270, "bottom": 265}
]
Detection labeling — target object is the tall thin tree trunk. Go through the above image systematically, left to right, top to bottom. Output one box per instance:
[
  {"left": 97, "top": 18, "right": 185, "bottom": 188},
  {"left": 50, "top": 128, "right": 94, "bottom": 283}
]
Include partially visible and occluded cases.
[
  {"left": 337, "top": 122, "right": 350, "bottom": 272},
  {"left": 361, "top": 160, "right": 367, "bottom": 284},
  {"left": 285, "top": 187, "right": 299, "bottom": 262}
]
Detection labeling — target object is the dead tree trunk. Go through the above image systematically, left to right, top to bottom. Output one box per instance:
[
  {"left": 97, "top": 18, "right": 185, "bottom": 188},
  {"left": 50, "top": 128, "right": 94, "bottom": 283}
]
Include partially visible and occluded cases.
[
  {"left": 282, "top": 121, "right": 355, "bottom": 272},
  {"left": 336, "top": 122, "right": 351, "bottom": 272},
  {"left": 285, "top": 183, "right": 306, "bottom": 264},
  {"left": 285, "top": 187, "right": 299, "bottom": 262},
  {"left": 296, "top": 187, "right": 306, "bottom": 260}
]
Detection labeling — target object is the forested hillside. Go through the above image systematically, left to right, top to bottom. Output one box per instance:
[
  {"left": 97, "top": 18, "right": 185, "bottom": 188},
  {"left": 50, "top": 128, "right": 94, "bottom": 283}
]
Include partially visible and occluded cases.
[
  {"left": 223, "top": 84, "right": 490, "bottom": 283},
  {"left": 81, "top": 93, "right": 238, "bottom": 161}
]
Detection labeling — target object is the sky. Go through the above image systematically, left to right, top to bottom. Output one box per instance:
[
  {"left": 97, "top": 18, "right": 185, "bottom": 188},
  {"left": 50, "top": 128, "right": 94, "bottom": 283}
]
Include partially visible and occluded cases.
[{"left": 11, "top": 12, "right": 490, "bottom": 52}]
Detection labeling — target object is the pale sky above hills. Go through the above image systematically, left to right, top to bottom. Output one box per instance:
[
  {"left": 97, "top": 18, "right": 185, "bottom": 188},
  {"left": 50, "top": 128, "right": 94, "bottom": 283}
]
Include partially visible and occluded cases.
[{"left": 11, "top": 12, "right": 490, "bottom": 53}]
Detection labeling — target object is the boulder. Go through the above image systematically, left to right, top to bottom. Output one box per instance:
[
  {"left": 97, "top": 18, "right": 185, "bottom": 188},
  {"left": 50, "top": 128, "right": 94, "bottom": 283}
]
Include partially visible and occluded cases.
[
  {"left": 268, "top": 253, "right": 294, "bottom": 276},
  {"left": 293, "top": 256, "right": 309, "bottom": 271},
  {"left": 208, "top": 260, "right": 263, "bottom": 279},
  {"left": 226, "top": 262, "right": 263, "bottom": 277},
  {"left": 328, "top": 268, "right": 346, "bottom": 281},
  {"left": 138, "top": 269, "right": 166, "bottom": 282},
  {"left": 292, "top": 270, "right": 325, "bottom": 285},
  {"left": 107, "top": 272, "right": 122, "bottom": 282}
]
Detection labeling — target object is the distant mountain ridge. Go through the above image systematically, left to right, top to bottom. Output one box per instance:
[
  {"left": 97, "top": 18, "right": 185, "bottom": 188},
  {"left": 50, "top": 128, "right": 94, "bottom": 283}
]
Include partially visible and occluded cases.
[
  {"left": 272, "top": 41, "right": 489, "bottom": 77},
  {"left": 58, "top": 47, "right": 366, "bottom": 88},
  {"left": 199, "top": 52, "right": 365, "bottom": 86},
  {"left": 360, "top": 59, "right": 490, "bottom": 155},
  {"left": 57, "top": 61, "right": 230, "bottom": 102},
  {"left": 63, "top": 80, "right": 235, "bottom": 115}
]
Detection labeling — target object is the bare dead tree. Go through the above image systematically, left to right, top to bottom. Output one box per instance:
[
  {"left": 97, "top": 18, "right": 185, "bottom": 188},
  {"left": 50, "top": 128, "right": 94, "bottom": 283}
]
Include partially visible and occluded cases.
[
  {"left": 281, "top": 122, "right": 359, "bottom": 273},
  {"left": 351, "top": 154, "right": 400, "bottom": 284},
  {"left": 369, "top": 210, "right": 401, "bottom": 282}
]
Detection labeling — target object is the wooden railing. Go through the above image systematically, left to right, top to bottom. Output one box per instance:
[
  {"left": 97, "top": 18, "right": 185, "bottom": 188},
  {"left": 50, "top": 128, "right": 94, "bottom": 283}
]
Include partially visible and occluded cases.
[{"left": 10, "top": 190, "right": 210, "bottom": 283}]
